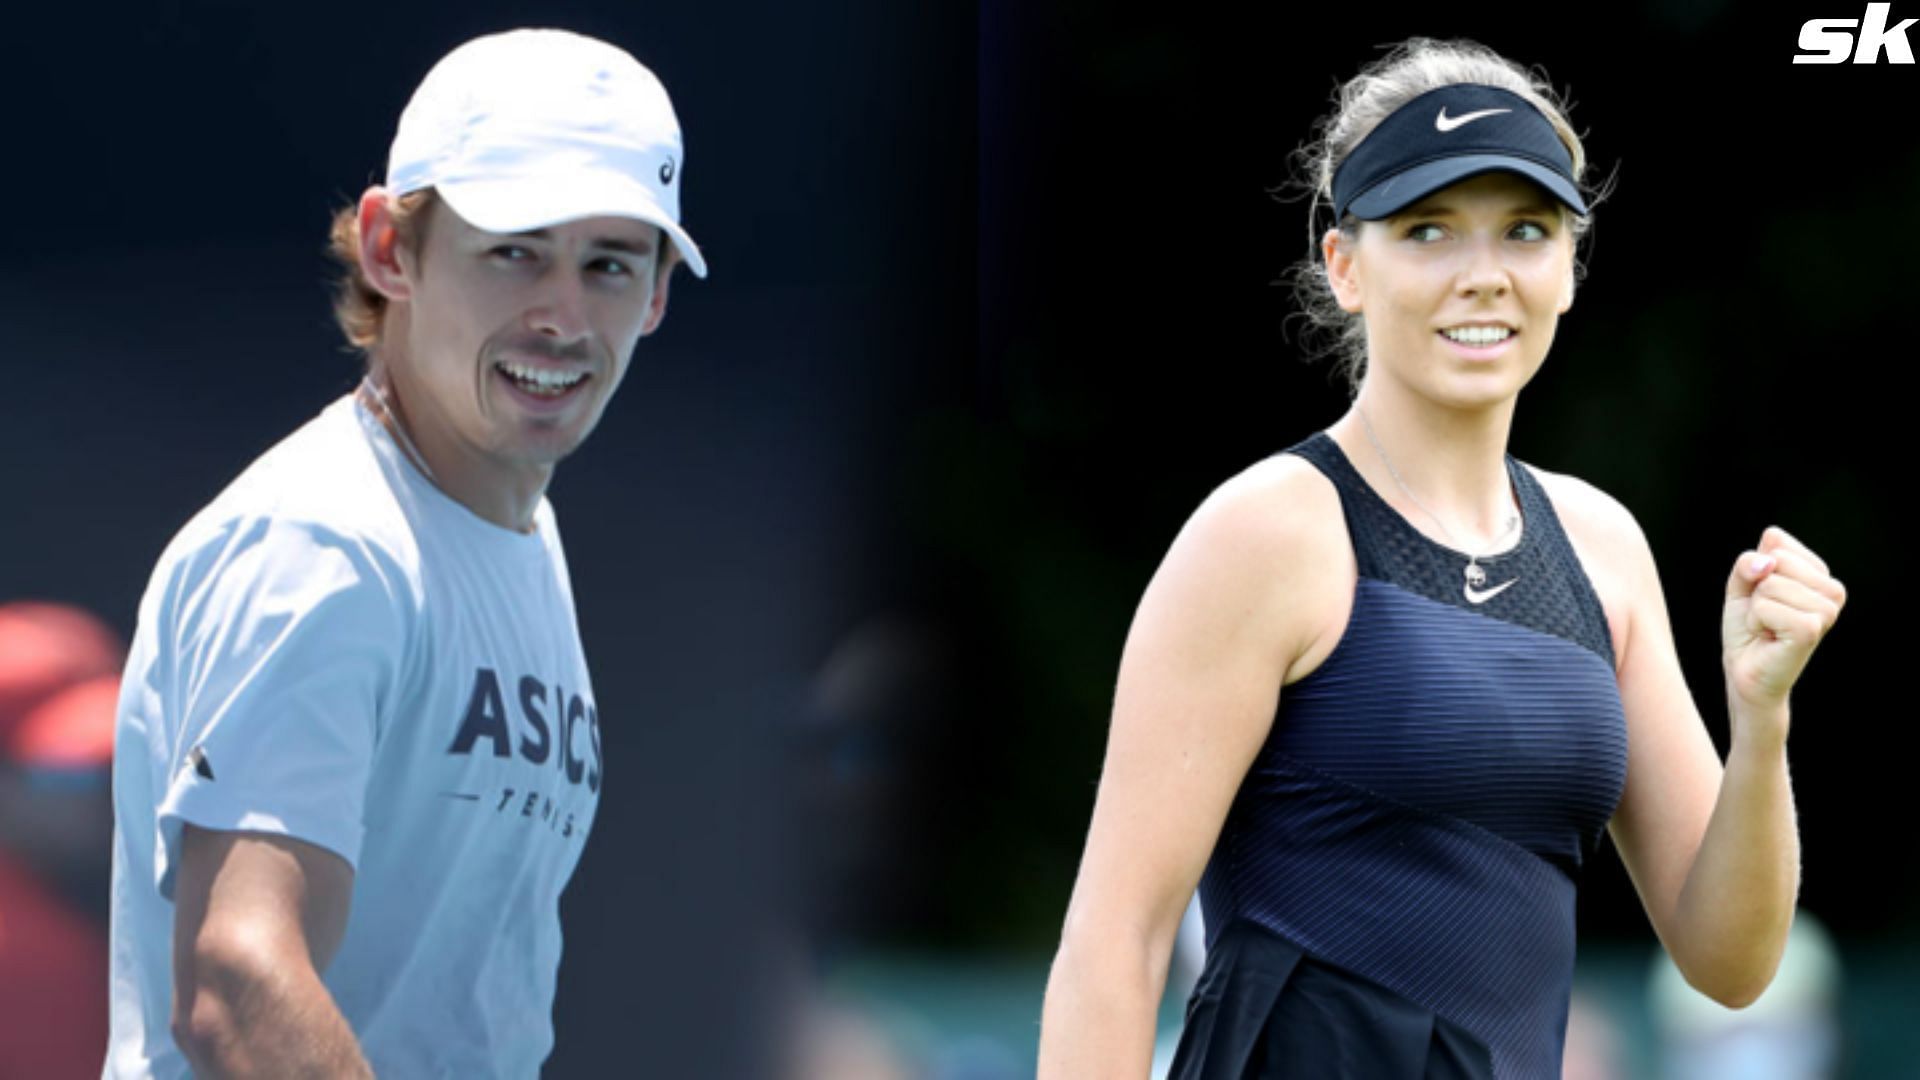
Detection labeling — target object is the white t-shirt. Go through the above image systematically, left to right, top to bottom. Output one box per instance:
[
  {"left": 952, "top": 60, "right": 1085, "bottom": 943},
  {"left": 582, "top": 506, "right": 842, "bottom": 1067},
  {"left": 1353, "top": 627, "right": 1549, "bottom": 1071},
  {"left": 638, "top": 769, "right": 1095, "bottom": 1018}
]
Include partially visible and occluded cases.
[{"left": 105, "top": 395, "right": 603, "bottom": 1079}]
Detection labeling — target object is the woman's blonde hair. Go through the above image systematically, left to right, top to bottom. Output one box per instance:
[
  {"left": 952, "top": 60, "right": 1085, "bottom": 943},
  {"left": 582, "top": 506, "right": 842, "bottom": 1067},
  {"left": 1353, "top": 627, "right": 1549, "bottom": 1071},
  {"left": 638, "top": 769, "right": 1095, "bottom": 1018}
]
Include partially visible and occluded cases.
[{"left": 1287, "top": 39, "right": 1600, "bottom": 395}]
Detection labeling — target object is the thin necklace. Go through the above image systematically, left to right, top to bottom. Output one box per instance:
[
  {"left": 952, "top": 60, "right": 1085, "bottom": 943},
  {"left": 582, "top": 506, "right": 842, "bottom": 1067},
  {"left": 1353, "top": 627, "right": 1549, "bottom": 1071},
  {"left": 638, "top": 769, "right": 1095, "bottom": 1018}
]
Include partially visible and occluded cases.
[
  {"left": 356, "top": 375, "right": 438, "bottom": 484},
  {"left": 1356, "top": 408, "right": 1520, "bottom": 594}
]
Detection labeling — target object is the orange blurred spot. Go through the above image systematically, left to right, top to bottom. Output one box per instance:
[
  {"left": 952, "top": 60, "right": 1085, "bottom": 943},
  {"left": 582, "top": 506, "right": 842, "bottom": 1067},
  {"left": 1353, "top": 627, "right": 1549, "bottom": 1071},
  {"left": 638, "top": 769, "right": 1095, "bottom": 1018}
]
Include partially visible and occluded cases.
[
  {"left": 0, "top": 602, "right": 124, "bottom": 762},
  {"left": 10, "top": 675, "right": 119, "bottom": 769}
]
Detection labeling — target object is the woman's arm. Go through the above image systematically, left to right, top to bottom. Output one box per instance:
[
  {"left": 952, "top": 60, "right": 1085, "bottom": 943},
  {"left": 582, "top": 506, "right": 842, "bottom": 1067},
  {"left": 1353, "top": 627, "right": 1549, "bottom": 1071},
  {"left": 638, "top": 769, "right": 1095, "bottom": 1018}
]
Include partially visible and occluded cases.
[
  {"left": 1037, "top": 458, "right": 1349, "bottom": 1078},
  {"left": 1562, "top": 477, "right": 1844, "bottom": 1007}
]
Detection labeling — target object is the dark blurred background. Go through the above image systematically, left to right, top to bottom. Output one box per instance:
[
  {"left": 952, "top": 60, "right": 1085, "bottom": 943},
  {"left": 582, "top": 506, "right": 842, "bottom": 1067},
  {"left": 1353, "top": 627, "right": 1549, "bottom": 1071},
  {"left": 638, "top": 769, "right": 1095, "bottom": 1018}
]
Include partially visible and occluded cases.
[
  {"left": 2, "top": 0, "right": 1913, "bottom": 1077},
  {"left": 973, "top": 0, "right": 1908, "bottom": 940},
  {"left": 962, "top": 1, "right": 1912, "bottom": 1075},
  {"left": 0, "top": 2, "right": 971, "bottom": 1077}
]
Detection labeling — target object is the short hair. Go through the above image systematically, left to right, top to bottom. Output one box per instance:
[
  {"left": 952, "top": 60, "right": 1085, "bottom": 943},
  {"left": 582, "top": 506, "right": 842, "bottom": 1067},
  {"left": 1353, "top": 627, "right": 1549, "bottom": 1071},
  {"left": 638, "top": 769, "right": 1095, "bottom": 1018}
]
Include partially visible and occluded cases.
[
  {"left": 1286, "top": 39, "right": 1600, "bottom": 395},
  {"left": 326, "top": 189, "right": 439, "bottom": 354}
]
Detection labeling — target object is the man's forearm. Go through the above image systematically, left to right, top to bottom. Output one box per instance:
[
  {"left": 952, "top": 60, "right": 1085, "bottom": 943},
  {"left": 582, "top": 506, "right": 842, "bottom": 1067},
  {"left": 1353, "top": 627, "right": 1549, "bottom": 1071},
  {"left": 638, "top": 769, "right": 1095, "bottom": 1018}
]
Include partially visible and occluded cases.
[{"left": 175, "top": 958, "right": 373, "bottom": 1079}]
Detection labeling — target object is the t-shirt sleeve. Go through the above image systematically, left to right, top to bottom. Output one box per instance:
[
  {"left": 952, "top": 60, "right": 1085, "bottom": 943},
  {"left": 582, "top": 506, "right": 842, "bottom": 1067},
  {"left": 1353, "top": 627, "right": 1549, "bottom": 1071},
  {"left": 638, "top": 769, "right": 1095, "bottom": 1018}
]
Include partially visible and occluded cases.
[{"left": 152, "top": 516, "right": 409, "bottom": 900}]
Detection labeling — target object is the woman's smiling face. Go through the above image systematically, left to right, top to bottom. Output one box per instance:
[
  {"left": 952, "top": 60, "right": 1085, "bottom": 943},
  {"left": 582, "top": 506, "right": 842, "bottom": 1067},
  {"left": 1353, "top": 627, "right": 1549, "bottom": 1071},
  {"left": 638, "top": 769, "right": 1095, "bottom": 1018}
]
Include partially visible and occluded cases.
[{"left": 1325, "top": 170, "right": 1577, "bottom": 409}]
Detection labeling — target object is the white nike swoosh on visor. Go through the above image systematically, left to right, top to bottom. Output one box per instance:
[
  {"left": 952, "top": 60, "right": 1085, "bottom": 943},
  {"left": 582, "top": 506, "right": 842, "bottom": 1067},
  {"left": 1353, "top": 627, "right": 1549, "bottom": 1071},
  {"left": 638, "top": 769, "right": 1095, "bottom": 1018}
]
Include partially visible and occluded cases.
[
  {"left": 1435, "top": 107, "right": 1512, "bottom": 133},
  {"left": 1463, "top": 577, "right": 1518, "bottom": 605}
]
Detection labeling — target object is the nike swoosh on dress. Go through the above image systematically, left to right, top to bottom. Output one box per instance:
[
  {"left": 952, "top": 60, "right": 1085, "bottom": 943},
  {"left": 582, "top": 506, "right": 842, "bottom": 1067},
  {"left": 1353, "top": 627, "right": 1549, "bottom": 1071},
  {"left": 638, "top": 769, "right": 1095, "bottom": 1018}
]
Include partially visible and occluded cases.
[{"left": 1463, "top": 578, "right": 1518, "bottom": 604}]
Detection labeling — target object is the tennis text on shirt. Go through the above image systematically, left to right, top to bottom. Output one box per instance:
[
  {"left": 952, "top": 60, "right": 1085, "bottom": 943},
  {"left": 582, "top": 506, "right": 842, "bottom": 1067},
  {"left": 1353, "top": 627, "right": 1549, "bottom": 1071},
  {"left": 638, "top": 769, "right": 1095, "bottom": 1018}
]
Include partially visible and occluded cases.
[{"left": 446, "top": 668, "right": 603, "bottom": 835}]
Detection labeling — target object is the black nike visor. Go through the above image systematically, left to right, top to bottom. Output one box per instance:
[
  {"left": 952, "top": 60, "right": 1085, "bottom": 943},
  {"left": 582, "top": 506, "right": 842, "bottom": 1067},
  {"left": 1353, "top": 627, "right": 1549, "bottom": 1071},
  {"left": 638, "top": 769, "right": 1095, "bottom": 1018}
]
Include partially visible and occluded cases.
[{"left": 1330, "top": 83, "right": 1587, "bottom": 222}]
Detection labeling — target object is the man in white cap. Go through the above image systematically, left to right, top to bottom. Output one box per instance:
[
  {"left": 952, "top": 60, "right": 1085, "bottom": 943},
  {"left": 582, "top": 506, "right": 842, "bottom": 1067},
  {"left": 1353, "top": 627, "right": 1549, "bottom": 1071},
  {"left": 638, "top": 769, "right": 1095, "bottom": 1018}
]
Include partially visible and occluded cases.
[{"left": 104, "top": 28, "right": 705, "bottom": 1078}]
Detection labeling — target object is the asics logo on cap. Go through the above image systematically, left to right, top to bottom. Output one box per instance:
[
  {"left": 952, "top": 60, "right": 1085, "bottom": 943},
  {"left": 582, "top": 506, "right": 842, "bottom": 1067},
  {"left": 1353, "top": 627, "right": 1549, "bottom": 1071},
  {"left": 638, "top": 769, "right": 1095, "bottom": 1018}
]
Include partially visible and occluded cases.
[
  {"left": 1435, "top": 107, "right": 1511, "bottom": 133},
  {"left": 660, "top": 156, "right": 676, "bottom": 184}
]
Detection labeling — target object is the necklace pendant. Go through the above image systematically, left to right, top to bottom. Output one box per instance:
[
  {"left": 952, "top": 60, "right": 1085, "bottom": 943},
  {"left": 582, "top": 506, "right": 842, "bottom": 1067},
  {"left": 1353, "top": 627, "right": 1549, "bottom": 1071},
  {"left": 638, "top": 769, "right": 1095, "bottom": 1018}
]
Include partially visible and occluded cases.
[{"left": 1464, "top": 561, "right": 1487, "bottom": 589}]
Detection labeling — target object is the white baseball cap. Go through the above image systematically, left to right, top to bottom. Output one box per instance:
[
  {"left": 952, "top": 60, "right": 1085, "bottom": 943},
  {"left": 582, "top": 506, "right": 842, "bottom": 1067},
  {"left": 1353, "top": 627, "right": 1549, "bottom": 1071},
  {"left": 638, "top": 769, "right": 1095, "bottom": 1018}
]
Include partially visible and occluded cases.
[{"left": 386, "top": 28, "right": 707, "bottom": 278}]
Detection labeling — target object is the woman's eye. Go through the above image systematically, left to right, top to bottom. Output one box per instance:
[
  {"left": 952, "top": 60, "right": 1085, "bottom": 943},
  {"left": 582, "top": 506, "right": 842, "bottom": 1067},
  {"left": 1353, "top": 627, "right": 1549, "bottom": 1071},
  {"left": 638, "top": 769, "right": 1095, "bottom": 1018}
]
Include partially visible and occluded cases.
[
  {"left": 1509, "top": 221, "right": 1550, "bottom": 242},
  {"left": 1405, "top": 223, "right": 1445, "bottom": 243},
  {"left": 491, "top": 245, "right": 535, "bottom": 263},
  {"left": 590, "top": 257, "right": 633, "bottom": 278}
]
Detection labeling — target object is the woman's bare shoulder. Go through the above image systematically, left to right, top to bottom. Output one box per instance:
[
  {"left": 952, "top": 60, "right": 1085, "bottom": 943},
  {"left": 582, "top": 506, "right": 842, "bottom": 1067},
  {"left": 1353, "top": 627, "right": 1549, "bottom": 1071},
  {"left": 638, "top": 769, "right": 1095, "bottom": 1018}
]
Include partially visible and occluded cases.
[
  {"left": 1164, "top": 452, "right": 1354, "bottom": 683},
  {"left": 1185, "top": 452, "right": 1350, "bottom": 564},
  {"left": 1522, "top": 463, "right": 1660, "bottom": 662},
  {"left": 1522, "top": 464, "right": 1654, "bottom": 566}
]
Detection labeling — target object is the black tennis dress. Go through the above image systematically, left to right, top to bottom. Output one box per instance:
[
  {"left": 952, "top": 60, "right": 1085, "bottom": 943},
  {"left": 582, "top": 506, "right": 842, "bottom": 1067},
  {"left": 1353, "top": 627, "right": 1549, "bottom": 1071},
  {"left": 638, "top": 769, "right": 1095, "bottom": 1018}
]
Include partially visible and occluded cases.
[{"left": 1168, "top": 432, "right": 1629, "bottom": 1079}]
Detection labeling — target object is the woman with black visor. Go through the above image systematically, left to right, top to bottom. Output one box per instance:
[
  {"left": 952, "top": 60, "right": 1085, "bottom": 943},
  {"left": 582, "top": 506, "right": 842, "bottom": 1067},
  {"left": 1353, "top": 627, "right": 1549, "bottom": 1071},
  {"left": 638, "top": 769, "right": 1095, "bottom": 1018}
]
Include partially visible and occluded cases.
[{"left": 1037, "top": 38, "right": 1846, "bottom": 1079}]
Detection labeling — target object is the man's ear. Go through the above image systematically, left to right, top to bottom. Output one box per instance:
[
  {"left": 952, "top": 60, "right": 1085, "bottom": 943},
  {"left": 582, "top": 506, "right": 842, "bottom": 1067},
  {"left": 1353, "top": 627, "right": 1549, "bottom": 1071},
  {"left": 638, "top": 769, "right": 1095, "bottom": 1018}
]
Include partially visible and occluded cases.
[
  {"left": 358, "top": 187, "right": 413, "bottom": 303},
  {"left": 1323, "top": 226, "right": 1363, "bottom": 314}
]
